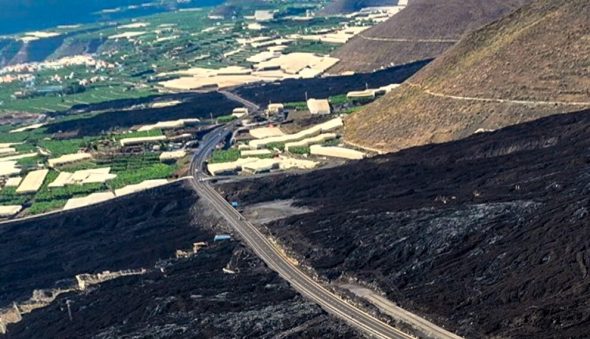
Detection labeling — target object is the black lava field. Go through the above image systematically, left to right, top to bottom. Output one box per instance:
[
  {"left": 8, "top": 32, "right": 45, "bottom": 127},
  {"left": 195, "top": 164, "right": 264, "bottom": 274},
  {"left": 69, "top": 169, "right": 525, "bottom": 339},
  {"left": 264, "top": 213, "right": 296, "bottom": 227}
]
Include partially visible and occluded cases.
[
  {"left": 234, "top": 60, "right": 430, "bottom": 105},
  {"left": 46, "top": 92, "right": 240, "bottom": 136},
  {"left": 221, "top": 109, "right": 590, "bottom": 338},
  {"left": 0, "top": 181, "right": 354, "bottom": 338}
]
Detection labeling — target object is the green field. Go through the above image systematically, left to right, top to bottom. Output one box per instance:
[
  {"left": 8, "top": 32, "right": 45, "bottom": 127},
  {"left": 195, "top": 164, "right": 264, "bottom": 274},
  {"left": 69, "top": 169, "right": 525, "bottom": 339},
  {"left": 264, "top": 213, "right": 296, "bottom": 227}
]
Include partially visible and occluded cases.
[
  {"left": 0, "top": 0, "right": 375, "bottom": 218},
  {"left": 288, "top": 146, "right": 310, "bottom": 155},
  {"left": 209, "top": 149, "right": 240, "bottom": 163}
]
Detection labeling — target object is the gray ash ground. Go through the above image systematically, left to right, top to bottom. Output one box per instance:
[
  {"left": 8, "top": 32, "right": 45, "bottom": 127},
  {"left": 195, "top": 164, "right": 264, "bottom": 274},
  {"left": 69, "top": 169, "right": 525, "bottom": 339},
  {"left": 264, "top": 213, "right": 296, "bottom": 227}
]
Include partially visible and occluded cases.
[
  {"left": 220, "top": 109, "right": 590, "bottom": 338},
  {"left": 0, "top": 181, "right": 356, "bottom": 338}
]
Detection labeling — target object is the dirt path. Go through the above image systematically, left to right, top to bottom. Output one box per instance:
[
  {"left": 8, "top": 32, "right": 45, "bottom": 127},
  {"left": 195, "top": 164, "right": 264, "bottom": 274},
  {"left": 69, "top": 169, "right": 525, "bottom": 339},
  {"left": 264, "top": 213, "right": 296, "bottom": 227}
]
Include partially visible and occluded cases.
[
  {"left": 358, "top": 34, "right": 459, "bottom": 43},
  {"left": 407, "top": 83, "right": 590, "bottom": 107}
]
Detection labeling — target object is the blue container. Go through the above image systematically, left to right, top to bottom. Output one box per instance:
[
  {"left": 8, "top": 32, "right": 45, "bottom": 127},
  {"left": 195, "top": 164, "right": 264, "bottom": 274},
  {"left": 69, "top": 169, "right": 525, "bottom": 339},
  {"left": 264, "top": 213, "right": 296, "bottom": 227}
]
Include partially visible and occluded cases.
[{"left": 214, "top": 235, "right": 231, "bottom": 242}]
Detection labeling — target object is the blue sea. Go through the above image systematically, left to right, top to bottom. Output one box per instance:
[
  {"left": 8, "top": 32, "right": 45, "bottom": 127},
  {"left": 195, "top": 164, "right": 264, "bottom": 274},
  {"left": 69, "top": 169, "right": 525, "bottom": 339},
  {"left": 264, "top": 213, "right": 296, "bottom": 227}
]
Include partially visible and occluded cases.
[{"left": 0, "top": 0, "right": 224, "bottom": 35}]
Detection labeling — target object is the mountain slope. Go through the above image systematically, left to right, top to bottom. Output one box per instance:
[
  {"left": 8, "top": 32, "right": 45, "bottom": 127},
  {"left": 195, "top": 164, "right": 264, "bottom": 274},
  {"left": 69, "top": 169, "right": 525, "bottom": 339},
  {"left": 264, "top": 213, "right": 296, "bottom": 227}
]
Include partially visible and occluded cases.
[
  {"left": 329, "top": 0, "right": 531, "bottom": 73},
  {"left": 345, "top": 0, "right": 590, "bottom": 152},
  {"left": 221, "top": 108, "right": 590, "bottom": 337}
]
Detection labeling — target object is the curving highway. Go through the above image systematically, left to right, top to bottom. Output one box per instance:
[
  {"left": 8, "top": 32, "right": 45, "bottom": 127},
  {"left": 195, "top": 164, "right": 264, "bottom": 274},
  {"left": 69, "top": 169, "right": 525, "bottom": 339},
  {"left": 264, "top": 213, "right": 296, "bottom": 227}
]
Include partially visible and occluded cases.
[{"left": 188, "top": 123, "right": 414, "bottom": 339}]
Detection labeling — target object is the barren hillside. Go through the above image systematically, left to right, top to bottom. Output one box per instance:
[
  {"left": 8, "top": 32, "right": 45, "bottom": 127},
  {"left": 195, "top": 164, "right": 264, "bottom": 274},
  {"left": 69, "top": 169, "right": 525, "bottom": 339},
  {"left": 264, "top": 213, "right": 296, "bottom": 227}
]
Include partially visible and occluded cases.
[
  {"left": 329, "top": 0, "right": 531, "bottom": 73},
  {"left": 345, "top": 0, "right": 590, "bottom": 152}
]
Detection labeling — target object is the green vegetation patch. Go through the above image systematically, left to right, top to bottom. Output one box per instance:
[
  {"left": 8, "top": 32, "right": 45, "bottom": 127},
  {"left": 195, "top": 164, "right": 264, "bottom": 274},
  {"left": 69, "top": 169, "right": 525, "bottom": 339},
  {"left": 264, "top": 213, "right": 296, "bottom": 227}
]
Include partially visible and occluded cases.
[
  {"left": 283, "top": 40, "right": 338, "bottom": 55},
  {"left": 329, "top": 94, "right": 349, "bottom": 106},
  {"left": 284, "top": 101, "right": 307, "bottom": 110},
  {"left": 342, "top": 106, "right": 363, "bottom": 115},
  {"left": 217, "top": 115, "right": 237, "bottom": 123},
  {"left": 112, "top": 129, "right": 163, "bottom": 141},
  {"left": 38, "top": 137, "right": 96, "bottom": 157},
  {"left": 322, "top": 138, "right": 341, "bottom": 147},
  {"left": 265, "top": 142, "right": 286, "bottom": 151},
  {"left": 288, "top": 146, "right": 310, "bottom": 155},
  {"left": 210, "top": 149, "right": 240, "bottom": 163},
  {"left": 100, "top": 153, "right": 161, "bottom": 172},
  {"left": 16, "top": 156, "right": 45, "bottom": 169},
  {"left": 108, "top": 163, "right": 177, "bottom": 189},
  {"left": 36, "top": 182, "right": 106, "bottom": 203},
  {"left": 0, "top": 187, "right": 30, "bottom": 206},
  {"left": 27, "top": 200, "right": 68, "bottom": 215}
]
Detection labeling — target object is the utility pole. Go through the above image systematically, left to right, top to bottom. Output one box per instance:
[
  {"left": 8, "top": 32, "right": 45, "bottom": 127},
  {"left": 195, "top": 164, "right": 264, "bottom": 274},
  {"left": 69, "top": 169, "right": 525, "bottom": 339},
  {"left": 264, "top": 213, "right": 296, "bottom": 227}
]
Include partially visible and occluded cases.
[{"left": 66, "top": 299, "right": 73, "bottom": 321}]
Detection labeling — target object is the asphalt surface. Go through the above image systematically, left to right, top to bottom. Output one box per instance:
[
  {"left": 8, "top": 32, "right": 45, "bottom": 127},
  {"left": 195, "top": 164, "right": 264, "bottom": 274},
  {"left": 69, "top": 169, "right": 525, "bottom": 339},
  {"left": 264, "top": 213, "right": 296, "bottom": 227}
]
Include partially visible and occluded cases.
[
  {"left": 219, "top": 90, "right": 261, "bottom": 112},
  {"left": 188, "top": 122, "right": 414, "bottom": 339}
]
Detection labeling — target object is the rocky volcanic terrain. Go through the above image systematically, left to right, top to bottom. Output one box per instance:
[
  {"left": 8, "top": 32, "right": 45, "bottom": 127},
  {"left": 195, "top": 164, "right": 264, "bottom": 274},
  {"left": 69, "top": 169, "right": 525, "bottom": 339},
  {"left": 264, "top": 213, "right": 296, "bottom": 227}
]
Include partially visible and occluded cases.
[
  {"left": 329, "top": 0, "right": 531, "bottom": 73},
  {"left": 345, "top": 0, "right": 590, "bottom": 152},
  {"left": 234, "top": 60, "right": 428, "bottom": 106},
  {"left": 45, "top": 92, "right": 239, "bottom": 137},
  {"left": 221, "top": 108, "right": 590, "bottom": 338},
  {"left": 0, "top": 181, "right": 355, "bottom": 338}
]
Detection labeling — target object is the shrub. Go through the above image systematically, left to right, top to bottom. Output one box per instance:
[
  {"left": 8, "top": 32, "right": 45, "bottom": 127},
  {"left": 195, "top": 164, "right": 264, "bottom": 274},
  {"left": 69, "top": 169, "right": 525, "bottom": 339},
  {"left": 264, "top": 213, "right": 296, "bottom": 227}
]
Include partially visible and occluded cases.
[
  {"left": 217, "top": 115, "right": 237, "bottom": 123},
  {"left": 265, "top": 142, "right": 285, "bottom": 151},
  {"left": 288, "top": 146, "right": 310, "bottom": 155}
]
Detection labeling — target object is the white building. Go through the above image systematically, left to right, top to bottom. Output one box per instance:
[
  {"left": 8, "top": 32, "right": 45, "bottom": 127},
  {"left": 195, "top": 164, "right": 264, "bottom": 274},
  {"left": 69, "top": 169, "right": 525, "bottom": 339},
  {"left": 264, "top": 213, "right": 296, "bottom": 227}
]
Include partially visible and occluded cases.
[{"left": 307, "top": 98, "right": 331, "bottom": 115}]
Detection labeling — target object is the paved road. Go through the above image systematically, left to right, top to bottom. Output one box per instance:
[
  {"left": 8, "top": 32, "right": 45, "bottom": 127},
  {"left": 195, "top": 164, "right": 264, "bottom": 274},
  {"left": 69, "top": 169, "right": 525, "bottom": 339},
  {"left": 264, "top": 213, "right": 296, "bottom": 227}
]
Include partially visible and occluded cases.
[
  {"left": 219, "top": 90, "right": 261, "bottom": 112},
  {"left": 188, "top": 129, "right": 415, "bottom": 339},
  {"left": 342, "top": 285, "right": 463, "bottom": 339}
]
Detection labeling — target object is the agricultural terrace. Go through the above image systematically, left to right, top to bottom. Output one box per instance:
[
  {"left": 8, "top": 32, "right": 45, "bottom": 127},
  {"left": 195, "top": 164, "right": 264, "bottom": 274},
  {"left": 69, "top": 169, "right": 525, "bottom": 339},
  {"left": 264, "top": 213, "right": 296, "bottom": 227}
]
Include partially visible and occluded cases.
[
  {"left": 0, "top": 0, "right": 398, "bottom": 114},
  {"left": 0, "top": 1, "right": 404, "bottom": 218},
  {"left": 206, "top": 87, "right": 383, "bottom": 177},
  {"left": 0, "top": 112, "right": 197, "bottom": 218}
]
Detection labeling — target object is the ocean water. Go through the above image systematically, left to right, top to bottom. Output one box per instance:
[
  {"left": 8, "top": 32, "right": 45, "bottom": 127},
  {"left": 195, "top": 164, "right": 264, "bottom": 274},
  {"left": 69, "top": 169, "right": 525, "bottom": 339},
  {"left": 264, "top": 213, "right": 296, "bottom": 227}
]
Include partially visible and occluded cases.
[{"left": 0, "top": 0, "right": 224, "bottom": 35}]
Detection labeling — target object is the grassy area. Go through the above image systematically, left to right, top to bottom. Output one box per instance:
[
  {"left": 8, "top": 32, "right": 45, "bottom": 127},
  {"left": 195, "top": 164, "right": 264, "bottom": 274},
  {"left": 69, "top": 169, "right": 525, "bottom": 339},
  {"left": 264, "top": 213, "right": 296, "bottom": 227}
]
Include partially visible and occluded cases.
[
  {"left": 283, "top": 40, "right": 338, "bottom": 55},
  {"left": 0, "top": 84, "right": 154, "bottom": 114},
  {"left": 329, "top": 94, "right": 349, "bottom": 106},
  {"left": 284, "top": 101, "right": 307, "bottom": 110},
  {"left": 342, "top": 106, "right": 364, "bottom": 115},
  {"left": 217, "top": 115, "right": 237, "bottom": 123},
  {"left": 0, "top": 127, "right": 46, "bottom": 144},
  {"left": 112, "top": 129, "right": 163, "bottom": 140},
  {"left": 37, "top": 137, "right": 96, "bottom": 157},
  {"left": 322, "top": 138, "right": 341, "bottom": 147},
  {"left": 266, "top": 142, "right": 286, "bottom": 151},
  {"left": 13, "top": 143, "right": 37, "bottom": 153},
  {"left": 288, "top": 146, "right": 310, "bottom": 155},
  {"left": 210, "top": 149, "right": 240, "bottom": 163},
  {"left": 98, "top": 153, "right": 179, "bottom": 189},
  {"left": 101, "top": 153, "right": 161, "bottom": 172},
  {"left": 252, "top": 153, "right": 275, "bottom": 159},
  {"left": 16, "top": 156, "right": 45, "bottom": 169},
  {"left": 54, "top": 160, "right": 99, "bottom": 172},
  {"left": 108, "top": 163, "right": 177, "bottom": 189},
  {"left": 35, "top": 182, "right": 106, "bottom": 202},
  {"left": 0, "top": 187, "right": 30, "bottom": 206},
  {"left": 27, "top": 200, "right": 68, "bottom": 215}
]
